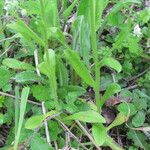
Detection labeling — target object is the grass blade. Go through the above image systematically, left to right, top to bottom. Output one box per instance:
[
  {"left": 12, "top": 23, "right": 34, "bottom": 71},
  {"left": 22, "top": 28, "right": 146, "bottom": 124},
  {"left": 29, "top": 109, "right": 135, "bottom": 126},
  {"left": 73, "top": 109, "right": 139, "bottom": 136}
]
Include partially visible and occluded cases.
[{"left": 14, "top": 87, "right": 30, "bottom": 150}]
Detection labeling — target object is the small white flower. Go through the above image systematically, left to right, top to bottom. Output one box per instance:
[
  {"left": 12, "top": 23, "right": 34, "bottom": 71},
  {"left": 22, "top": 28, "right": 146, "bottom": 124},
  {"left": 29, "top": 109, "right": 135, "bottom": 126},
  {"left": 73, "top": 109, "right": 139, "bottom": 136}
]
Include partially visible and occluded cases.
[
  {"left": 4, "top": 0, "right": 18, "bottom": 15},
  {"left": 21, "top": 9, "right": 27, "bottom": 16},
  {"left": 133, "top": 24, "right": 142, "bottom": 37}
]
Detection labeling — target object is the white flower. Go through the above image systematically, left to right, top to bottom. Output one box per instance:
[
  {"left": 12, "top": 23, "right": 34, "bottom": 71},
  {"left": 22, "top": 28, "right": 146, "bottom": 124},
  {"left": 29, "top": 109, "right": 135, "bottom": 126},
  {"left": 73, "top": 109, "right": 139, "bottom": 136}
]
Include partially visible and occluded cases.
[
  {"left": 4, "top": 0, "right": 18, "bottom": 15},
  {"left": 21, "top": 9, "right": 27, "bottom": 16},
  {"left": 133, "top": 24, "right": 142, "bottom": 37}
]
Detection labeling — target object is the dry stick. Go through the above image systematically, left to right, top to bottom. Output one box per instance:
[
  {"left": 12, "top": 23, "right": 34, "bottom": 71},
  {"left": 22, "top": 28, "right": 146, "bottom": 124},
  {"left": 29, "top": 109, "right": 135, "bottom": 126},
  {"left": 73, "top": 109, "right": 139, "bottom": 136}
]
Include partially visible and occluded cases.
[
  {"left": 0, "top": 45, "right": 12, "bottom": 58},
  {"left": 34, "top": 49, "right": 51, "bottom": 146},
  {"left": 128, "top": 66, "right": 150, "bottom": 82},
  {"left": 0, "top": 91, "right": 41, "bottom": 106},
  {"left": 56, "top": 119, "right": 88, "bottom": 150},
  {"left": 76, "top": 121, "right": 101, "bottom": 150},
  {"left": 54, "top": 141, "right": 59, "bottom": 150}
]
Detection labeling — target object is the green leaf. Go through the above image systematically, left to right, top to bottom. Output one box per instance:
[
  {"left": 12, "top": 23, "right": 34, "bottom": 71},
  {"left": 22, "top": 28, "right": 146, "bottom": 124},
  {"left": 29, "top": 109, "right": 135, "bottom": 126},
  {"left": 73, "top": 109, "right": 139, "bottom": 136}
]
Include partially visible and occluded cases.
[
  {"left": 45, "top": 0, "right": 60, "bottom": 28},
  {"left": 63, "top": 0, "right": 78, "bottom": 21},
  {"left": 77, "top": 0, "right": 108, "bottom": 31},
  {"left": 95, "top": 0, "right": 109, "bottom": 30},
  {"left": 137, "top": 7, "right": 150, "bottom": 24},
  {"left": 72, "top": 16, "right": 91, "bottom": 67},
  {"left": 7, "top": 18, "right": 45, "bottom": 47},
  {"left": 49, "top": 27, "right": 67, "bottom": 46},
  {"left": 64, "top": 50, "right": 95, "bottom": 87},
  {"left": 99, "top": 57, "right": 122, "bottom": 73},
  {"left": 2, "top": 58, "right": 35, "bottom": 70},
  {"left": 56, "top": 58, "right": 69, "bottom": 86},
  {"left": 0, "top": 66, "right": 11, "bottom": 88},
  {"left": 15, "top": 71, "right": 42, "bottom": 83},
  {"left": 100, "top": 83, "right": 121, "bottom": 107},
  {"left": 31, "top": 85, "right": 51, "bottom": 101},
  {"left": 14, "top": 87, "right": 30, "bottom": 150},
  {"left": 0, "top": 96, "right": 4, "bottom": 107},
  {"left": 117, "top": 103, "right": 137, "bottom": 116},
  {"left": 64, "top": 110, "right": 106, "bottom": 123},
  {"left": 132, "top": 110, "right": 145, "bottom": 127},
  {"left": 25, "top": 111, "right": 57, "bottom": 129},
  {"left": 0, "top": 113, "right": 4, "bottom": 125},
  {"left": 107, "top": 113, "right": 127, "bottom": 131},
  {"left": 25, "top": 115, "right": 45, "bottom": 129},
  {"left": 48, "top": 120, "right": 60, "bottom": 141},
  {"left": 92, "top": 124, "right": 107, "bottom": 146},
  {"left": 127, "top": 130, "right": 150, "bottom": 149},
  {"left": 30, "top": 133, "right": 52, "bottom": 150}
]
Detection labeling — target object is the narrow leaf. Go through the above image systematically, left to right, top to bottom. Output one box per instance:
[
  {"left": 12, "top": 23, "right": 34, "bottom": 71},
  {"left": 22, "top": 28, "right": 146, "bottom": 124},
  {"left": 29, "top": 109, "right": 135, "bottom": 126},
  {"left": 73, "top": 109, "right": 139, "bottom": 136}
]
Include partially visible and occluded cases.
[
  {"left": 7, "top": 18, "right": 45, "bottom": 47},
  {"left": 64, "top": 50, "right": 95, "bottom": 87},
  {"left": 3, "top": 58, "right": 35, "bottom": 70},
  {"left": 15, "top": 71, "right": 42, "bottom": 83},
  {"left": 100, "top": 83, "right": 121, "bottom": 107},
  {"left": 14, "top": 87, "right": 30, "bottom": 150},
  {"left": 64, "top": 110, "right": 106, "bottom": 123}
]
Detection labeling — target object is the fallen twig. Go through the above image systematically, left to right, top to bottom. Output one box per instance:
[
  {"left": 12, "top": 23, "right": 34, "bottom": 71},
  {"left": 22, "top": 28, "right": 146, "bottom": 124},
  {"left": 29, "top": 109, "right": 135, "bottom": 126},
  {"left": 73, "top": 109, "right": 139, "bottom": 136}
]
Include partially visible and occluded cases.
[
  {"left": 34, "top": 49, "right": 51, "bottom": 146},
  {"left": 0, "top": 91, "right": 41, "bottom": 106},
  {"left": 56, "top": 119, "right": 89, "bottom": 150}
]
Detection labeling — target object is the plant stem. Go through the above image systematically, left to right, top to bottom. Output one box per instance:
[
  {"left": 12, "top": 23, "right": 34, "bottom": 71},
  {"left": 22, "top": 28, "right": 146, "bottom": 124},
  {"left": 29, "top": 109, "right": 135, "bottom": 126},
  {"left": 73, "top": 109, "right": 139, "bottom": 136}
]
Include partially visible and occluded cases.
[
  {"left": 39, "top": 0, "right": 59, "bottom": 110},
  {"left": 89, "top": 1, "right": 101, "bottom": 112}
]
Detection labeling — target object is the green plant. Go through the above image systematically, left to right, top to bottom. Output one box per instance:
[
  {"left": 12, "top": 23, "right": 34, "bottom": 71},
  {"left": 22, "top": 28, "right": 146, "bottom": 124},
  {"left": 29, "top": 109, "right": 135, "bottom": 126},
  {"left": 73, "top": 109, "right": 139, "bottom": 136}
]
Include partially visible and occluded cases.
[{"left": 0, "top": 0, "right": 150, "bottom": 149}]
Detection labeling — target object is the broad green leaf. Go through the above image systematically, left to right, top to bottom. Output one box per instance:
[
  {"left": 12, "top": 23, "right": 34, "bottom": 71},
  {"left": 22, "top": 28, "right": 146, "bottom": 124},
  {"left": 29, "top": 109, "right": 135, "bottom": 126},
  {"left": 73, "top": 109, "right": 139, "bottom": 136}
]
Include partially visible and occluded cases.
[
  {"left": 45, "top": 0, "right": 60, "bottom": 28},
  {"left": 77, "top": 0, "right": 108, "bottom": 31},
  {"left": 77, "top": 0, "right": 90, "bottom": 23},
  {"left": 137, "top": 7, "right": 150, "bottom": 24},
  {"left": 72, "top": 16, "right": 91, "bottom": 67},
  {"left": 7, "top": 18, "right": 45, "bottom": 47},
  {"left": 112, "top": 25, "right": 130, "bottom": 50},
  {"left": 64, "top": 50, "right": 95, "bottom": 87},
  {"left": 99, "top": 57, "right": 122, "bottom": 73},
  {"left": 2, "top": 58, "right": 35, "bottom": 70},
  {"left": 0, "top": 66, "right": 11, "bottom": 88},
  {"left": 15, "top": 71, "right": 42, "bottom": 83},
  {"left": 100, "top": 83, "right": 121, "bottom": 107},
  {"left": 31, "top": 85, "right": 51, "bottom": 101},
  {"left": 64, "top": 85, "right": 86, "bottom": 97},
  {"left": 117, "top": 103, "right": 137, "bottom": 116},
  {"left": 64, "top": 110, "right": 106, "bottom": 123},
  {"left": 132, "top": 110, "right": 145, "bottom": 127},
  {"left": 25, "top": 111, "right": 57, "bottom": 129},
  {"left": 107, "top": 113, "right": 127, "bottom": 131},
  {"left": 25, "top": 115, "right": 45, "bottom": 129},
  {"left": 48, "top": 120, "right": 60, "bottom": 141},
  {"left": 92, "top": 124, "right": 107, "bottom": 146},
  {"left": 127, "top": 130, "right": 150, "bottom": 149},
  {"left": 30, "top": 134, "right": 52, "bottom": 150}
]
